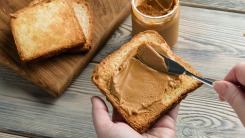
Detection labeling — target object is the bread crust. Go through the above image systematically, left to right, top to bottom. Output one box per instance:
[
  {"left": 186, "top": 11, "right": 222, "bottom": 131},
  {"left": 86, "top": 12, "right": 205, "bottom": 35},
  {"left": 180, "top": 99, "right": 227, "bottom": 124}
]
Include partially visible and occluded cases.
[
  {"left": 11, "top": 0, "right": 86, "bottom": 63},
  {"left": 70, "top": 0, "right": 93, "bottom": 53},
  {"left": 92, "top": 30, "right": 203, "bottom": 133}
]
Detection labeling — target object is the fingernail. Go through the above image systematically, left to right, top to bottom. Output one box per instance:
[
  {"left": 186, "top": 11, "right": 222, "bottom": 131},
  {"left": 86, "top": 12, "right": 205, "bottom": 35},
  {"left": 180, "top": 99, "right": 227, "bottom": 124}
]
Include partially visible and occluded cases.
[{"left": 213, "top": 81, "right": 226, "bottom": 97}]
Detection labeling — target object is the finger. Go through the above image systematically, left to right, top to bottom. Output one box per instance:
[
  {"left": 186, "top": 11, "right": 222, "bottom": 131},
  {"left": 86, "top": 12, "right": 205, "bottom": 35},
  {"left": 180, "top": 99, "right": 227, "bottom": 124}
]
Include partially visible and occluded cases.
[
  {"left": 224, "top": 62, "right": 245, "bottom": 87},
  {"left": 213, "top": 81, "right": 245, "bottom": 126},
  {"left": 219, "top": 95, "right": 225, "bottom": 102},
  {"left": 91, "top": 96, "right": 112, "bottom": 133},
  {"left": 167, "top": 104, "right": 180, "bottom": 122},
  {"left": 112, "top": 107, "right": 126, "bottom": 123}
]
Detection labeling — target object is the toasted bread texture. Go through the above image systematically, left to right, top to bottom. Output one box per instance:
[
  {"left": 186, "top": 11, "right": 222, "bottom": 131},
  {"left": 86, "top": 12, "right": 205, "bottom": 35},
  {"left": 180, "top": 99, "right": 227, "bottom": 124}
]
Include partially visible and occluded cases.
[
  {"left": 11, "top": 0, "right": 86, "bottom": 62},
  {"left": 29, "top": 0, "right": 93, "bottom": 53},
  {"left": 70, "top": 0, "right": 93, "bottom": 52},
  {"left": 92, "top": 30, "right": 203, "bottom": 133}
]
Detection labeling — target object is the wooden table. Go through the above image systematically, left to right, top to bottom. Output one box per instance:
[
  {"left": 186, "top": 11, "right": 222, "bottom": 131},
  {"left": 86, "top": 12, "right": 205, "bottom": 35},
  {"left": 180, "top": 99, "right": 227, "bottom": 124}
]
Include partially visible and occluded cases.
[{"left": 0, "top": 0, "right": 245, "bottom": 137}]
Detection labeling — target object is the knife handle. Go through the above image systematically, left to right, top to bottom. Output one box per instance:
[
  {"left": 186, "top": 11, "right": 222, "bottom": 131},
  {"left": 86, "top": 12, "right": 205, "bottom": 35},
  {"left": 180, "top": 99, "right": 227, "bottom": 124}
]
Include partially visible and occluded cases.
[{"left": 185, "top": 71, "right": 214, "bottom": 87}]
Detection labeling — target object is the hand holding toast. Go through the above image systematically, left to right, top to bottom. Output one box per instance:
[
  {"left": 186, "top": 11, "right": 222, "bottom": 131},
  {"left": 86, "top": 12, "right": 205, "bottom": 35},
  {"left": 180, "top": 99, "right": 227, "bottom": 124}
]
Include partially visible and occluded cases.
[
  {"left": 213, "top": 62, "right": 245, "bottom": 126},
  {"left": 91, "top": 96, "right": 179, "bottom": 138}
]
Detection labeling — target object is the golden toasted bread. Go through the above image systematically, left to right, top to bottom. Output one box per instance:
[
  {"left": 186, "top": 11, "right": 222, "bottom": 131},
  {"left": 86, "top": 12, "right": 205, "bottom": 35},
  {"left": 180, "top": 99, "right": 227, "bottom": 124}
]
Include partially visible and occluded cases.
[
  {"left": 11, "top": 0, "right": 85, "bottom": 62},
  {"left": 29, "top": 0, "right": 93, "bottom": 53},
  {"left": 92, "top": 30, "right": 202, "bottom": 133}
]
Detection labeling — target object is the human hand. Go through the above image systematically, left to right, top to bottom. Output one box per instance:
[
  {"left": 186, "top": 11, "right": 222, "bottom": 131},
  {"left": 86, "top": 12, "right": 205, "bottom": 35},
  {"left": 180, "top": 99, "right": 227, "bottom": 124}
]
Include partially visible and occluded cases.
[
  {"left": 213, "top": 62, "right": 245, "bottom": 126},
  {"left": 91, "top": 96, "right": 180, "bottom": 138}
]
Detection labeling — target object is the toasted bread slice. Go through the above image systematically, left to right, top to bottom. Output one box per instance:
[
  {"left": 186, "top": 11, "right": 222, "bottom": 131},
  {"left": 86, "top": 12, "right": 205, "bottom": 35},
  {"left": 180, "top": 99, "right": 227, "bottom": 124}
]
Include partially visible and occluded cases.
[
  {"left": 11, "top": 0, "right": 86, "bottom": 62},
  {"left": 29, "top": 0, "right": 93, "bottom": 53},
  {"left": 70, "top": 0, "right": 93, "bottom": 52},
  {"left": 92, "top": 30, "right": 203, "bottom": 133}
]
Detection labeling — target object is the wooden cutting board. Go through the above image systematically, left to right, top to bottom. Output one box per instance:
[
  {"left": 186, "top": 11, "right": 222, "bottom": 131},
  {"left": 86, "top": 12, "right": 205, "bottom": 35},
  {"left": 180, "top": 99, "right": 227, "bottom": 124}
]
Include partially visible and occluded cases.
[{"left": 0, "top": 0, "right": 131, "bottom": 97}]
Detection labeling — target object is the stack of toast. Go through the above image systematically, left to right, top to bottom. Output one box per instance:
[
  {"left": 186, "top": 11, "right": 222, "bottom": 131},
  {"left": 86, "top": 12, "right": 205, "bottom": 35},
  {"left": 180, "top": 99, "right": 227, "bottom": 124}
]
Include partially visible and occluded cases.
[{"left": 10, "top": 0, "right": 93, "bottom": 63}]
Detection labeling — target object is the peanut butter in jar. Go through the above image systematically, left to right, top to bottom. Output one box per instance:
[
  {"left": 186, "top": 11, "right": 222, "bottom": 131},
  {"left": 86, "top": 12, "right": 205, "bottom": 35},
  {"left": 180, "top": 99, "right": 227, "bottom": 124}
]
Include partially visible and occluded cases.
[{"left": 131, "top": 0, "right": 180, "bottom": 47}]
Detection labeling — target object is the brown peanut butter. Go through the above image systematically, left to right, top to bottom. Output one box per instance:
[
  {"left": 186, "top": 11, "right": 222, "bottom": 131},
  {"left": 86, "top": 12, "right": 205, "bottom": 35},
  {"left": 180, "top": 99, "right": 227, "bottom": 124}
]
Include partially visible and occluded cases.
[
  {"left": 132, "top": 0, "right": 180, "bottom": 47},
  {"left": 137, "top": 0, "right": 174, "bottom": 16},
  {"left": 136, "top": 42, "right": 168, "bottom": 72},
  {"left": 110, "top": 43, "right": 181, "bottom": 115}
]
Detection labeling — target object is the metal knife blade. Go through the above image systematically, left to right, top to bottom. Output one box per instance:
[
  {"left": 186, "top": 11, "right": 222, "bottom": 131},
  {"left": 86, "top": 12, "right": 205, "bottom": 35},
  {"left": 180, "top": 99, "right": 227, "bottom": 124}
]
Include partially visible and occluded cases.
[{"left": 153, "top": 49, "right": 214, "bottom": 87}]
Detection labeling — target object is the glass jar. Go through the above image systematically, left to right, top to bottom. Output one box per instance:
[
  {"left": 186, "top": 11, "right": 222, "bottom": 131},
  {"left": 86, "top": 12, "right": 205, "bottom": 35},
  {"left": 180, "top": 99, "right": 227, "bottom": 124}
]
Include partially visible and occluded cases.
[{"left": 131, "top": 0, "right": 180, "bottom": 47}]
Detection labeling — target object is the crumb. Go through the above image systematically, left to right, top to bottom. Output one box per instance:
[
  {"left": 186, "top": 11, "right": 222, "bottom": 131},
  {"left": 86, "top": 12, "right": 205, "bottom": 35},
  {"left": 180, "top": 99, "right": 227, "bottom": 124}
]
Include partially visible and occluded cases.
[
  {"left": 2, "top": 9, "right": 6, "bottom": 13},
  {"left": 243, "top": 33, "right": 245, "bottom": 37}
]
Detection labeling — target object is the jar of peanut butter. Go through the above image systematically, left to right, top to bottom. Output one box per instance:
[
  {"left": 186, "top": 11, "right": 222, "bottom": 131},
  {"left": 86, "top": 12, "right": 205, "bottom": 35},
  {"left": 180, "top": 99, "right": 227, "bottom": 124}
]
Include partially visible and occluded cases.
[{"left": 131, "top": 0, "right": 180, "bottom": 47}]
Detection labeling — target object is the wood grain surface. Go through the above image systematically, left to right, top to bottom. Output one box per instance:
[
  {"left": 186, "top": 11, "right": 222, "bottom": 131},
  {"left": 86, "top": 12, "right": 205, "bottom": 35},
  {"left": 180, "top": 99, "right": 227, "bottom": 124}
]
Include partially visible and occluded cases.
[
  {"left": 0, "top": 0, "right": 131, "bottom": 97},
  {"left": 0, "top": 0, "right": 245, "bottom": 138},
  {"left": 180, "top": 0, "right": 245, "bottom": 13},
  {"left": 0, "top": 133, "right": 26, "bottom": 138}
]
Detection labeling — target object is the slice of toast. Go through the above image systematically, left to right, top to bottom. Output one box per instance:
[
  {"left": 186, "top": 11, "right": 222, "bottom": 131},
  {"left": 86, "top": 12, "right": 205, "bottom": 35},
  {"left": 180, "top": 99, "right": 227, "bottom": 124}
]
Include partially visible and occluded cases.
[
  {"left": 11, "top": 0, "right": 86, "bottom": 62},
  {"left": 29, "top": 0, "right": 93, "bottom": 53},
  {"left": 70, "top": 0, "right": 93, "bottom": 52},
  {"left": 92, "top": 30, "right": 203, "bottom": 133}
]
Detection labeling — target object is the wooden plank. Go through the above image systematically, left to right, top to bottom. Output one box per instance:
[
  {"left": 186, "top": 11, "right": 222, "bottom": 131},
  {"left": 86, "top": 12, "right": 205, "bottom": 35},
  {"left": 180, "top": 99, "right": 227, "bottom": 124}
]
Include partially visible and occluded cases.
[
  {"left": 0, "top": 0, "right": 131, "bottom": 97},
  {"left": 180, "top": 0, "right": 245, "bottom": 13},
  {"left": 92, "top": 18, "right": 132, "bottom": 63},
  {"left": 0, "top": 62, "right": 100, "bottom": 96},
  {"left": 0, "top": 63, "right": 106, "bottom": 138},
  {"left": 0, "top": 63, "right": 101, "bottom": 105},
  {"left": 0, "top": 64, "right": 104, "bottom": 137},
  {"left": 172, "top": 76, "right": 245, "bottom": 136},
  {"left": 177, "top": 90, "right": 245, "bottom": 137},
  {"left": 0, "top": 91, "right": 97, "bottom": 138},
  {"left": 0, "top": 133, "right": 26, "bottom": 138}
]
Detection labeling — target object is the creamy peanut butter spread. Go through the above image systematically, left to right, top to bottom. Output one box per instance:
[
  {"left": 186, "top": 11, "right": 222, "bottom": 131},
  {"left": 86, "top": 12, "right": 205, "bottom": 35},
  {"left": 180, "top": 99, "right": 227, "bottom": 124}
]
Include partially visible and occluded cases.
[
  {"left": 132, "top": 0, "right": 180, "bottom": 47},
  {"left": 137, "top": 0, "right": 174, "bottom": 16},
  {"left": 136, "top": 42, "right": 168, "bottom": 72},
  {"left": 110, "top": 43, "right": 181, "bottom": 115}
]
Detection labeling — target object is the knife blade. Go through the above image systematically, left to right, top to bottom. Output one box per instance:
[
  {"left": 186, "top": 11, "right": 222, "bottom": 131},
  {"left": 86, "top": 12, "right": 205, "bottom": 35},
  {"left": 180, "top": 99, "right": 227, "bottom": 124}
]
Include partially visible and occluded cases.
[{"left": 153, "top": 49, "right": 214, "bottom": 87}]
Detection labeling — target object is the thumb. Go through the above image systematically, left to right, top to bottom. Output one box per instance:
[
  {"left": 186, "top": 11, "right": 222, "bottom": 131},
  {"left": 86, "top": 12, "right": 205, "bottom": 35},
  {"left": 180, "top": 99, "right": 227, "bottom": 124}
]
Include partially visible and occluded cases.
[
  {"left": 213, "top": 81, "right": 245, "bottom": 126},
  {"left": 91, "top": 96, "right": 113, "bottom": 136}
]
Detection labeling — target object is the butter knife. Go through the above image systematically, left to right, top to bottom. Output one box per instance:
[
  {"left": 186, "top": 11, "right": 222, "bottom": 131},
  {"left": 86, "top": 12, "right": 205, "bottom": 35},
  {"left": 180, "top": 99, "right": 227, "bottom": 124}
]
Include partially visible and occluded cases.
[{"left": 154, "top": 49, "right": 214, "bottom": 87}]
